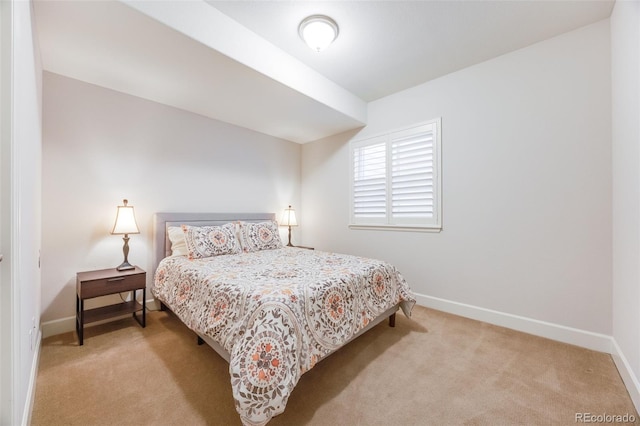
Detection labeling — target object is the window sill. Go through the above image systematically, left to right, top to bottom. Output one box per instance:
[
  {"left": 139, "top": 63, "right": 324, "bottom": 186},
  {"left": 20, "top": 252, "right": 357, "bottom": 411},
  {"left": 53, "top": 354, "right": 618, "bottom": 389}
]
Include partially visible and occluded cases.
[{"left": 348, "top": 224, "right": 442, "bottom": 233}]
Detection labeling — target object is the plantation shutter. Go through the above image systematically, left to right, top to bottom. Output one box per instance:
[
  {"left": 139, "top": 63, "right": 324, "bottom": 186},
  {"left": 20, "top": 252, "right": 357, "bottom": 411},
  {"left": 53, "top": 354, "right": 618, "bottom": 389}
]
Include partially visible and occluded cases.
[
  {"left": 350, "top": 118, "right": 441, "bottom": 230},
  {"left": 390, "top": 124, "right": 435, "bottom": 221},
  {"left": 352, "top": 138, "right": 387, "bottom": 219}
]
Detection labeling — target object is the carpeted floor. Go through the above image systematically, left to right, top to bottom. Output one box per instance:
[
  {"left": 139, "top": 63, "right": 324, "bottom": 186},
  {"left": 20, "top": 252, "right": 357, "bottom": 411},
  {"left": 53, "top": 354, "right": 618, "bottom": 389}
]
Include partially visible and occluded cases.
[{"left": 31, "top": 306, "right": 639, "bottom": 425}]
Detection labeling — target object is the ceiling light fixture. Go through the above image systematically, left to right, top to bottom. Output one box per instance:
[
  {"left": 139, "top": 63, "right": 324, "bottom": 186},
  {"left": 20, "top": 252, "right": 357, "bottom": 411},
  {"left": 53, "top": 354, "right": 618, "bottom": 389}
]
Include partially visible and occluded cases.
[{"left": 298, "top": 15, "right": 339, "bottom": 52}]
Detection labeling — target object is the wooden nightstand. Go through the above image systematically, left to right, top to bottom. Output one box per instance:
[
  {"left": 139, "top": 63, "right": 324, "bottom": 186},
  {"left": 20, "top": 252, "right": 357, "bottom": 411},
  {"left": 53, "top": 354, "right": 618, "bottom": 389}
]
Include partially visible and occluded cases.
[
  {"left": 295, "top": 246, "right": 314, "bottom": 250},
  {"left": 76, "top": 266, "right": 146, "bottom": 345}
]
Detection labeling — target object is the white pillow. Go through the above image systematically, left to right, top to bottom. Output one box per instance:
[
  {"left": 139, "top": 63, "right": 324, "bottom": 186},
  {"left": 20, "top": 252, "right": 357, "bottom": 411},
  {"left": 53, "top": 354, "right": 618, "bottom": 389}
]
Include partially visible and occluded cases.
[{"left": 167, "top": 226, "right": 188, "bottom": 256}]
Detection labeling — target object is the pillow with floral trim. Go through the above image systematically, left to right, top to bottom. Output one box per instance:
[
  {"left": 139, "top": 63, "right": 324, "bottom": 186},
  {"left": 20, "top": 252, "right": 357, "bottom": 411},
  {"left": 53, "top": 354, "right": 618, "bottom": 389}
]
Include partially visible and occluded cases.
[
  {"left": 238, "top": 220, "right": 283, "bottom": 252},
  {"left": 182, "top": 223, "right": 242, "bottom": 259},
  {"left": 167, "top": 226, "right": 188, "bottom": 257}
]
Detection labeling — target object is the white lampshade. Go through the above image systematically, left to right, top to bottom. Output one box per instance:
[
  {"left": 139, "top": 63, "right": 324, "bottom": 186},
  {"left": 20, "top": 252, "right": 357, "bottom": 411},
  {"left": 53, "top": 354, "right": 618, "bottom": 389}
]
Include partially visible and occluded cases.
[
  {"left": 298, "top": 15, "right": 339, "bottom": 52},
  {"left": 111, "top": 199, "right": 140, "bottom": 235},
  {"left": 281, "top": 205, "right": 298, "bottom": 227}
]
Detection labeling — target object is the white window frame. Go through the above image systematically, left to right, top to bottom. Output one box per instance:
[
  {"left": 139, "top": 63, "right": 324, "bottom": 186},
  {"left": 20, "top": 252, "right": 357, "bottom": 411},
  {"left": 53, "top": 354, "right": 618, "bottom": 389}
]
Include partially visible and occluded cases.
[{"left": 349, "top": 118, "right": 442, "bottom": 232}]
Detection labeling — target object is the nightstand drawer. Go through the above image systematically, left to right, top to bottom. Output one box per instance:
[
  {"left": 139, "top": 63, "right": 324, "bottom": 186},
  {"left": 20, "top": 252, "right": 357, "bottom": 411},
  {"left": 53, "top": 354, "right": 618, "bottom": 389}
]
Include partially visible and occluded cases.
[{"left": 80, "top": 274, "right": 145, "bottom": 299}]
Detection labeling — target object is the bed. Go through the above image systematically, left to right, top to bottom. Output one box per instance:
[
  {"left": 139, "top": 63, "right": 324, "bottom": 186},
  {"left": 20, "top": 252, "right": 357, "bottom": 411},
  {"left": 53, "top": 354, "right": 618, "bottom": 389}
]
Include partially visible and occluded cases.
[{"left": 151, "top": 212, "right": 416, "bottom": 425}]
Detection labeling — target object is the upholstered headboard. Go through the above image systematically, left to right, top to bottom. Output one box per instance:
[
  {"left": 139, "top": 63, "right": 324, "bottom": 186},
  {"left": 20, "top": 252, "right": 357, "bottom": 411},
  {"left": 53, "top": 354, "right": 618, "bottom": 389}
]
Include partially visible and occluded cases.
[{"left": 152, "top": 212, "right": 276, "bottom": 274}]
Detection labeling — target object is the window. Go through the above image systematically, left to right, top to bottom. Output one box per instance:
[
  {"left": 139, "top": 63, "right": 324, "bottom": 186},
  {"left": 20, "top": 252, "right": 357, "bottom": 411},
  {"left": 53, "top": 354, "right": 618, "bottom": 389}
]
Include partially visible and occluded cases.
[{"left": 350, "top": 119, "right": 441, "bottom": 231}]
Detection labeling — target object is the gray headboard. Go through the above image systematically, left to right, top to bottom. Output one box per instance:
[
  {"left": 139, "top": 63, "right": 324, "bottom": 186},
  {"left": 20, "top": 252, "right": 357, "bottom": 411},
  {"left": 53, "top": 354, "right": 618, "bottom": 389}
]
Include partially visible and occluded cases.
[{"left": 152, "top": 212, "right": 276, "bottom": 274}]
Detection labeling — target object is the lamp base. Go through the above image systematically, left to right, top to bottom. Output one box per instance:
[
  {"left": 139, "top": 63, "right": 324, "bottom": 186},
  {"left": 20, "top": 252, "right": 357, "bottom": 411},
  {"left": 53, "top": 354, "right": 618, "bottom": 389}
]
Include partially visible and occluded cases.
[
  {"left": 287, "top": 225, "right": 293, "bottom": 247},
  {"left": 117, "top": 234, "right": 135, "bottom": 271},
  {"left": 116, "top": 261, "right": 135, "bottom": 271}
]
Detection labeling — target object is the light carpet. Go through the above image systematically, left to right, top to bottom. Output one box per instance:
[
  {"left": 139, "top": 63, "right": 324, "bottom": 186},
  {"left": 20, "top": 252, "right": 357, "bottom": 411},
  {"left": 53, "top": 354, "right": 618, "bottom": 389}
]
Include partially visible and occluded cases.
[{"left": 31, "top": 306, "right": 639, "bottom": 425}]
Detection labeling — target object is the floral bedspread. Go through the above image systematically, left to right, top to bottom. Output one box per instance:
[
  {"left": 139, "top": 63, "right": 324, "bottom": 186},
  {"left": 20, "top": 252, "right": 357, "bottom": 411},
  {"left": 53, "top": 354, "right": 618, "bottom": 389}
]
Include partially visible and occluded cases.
[{"left": 153, "top": 247, "right": 415, "bottom": 425}]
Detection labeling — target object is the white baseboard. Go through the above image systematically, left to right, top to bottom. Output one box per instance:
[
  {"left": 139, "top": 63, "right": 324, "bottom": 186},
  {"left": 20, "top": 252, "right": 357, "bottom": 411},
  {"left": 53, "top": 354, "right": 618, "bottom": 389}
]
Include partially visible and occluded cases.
[
  {"left": 414, "top": 293, "right": 613, "bottom": 353},
  {"left": 416, "top": 293, "right": 640, "bottom": 413},
  {"left": 46, "top": 294, "right": 616, "bottom": 355},
  {"left": 42, "top": 298, "right": 160, "bottom": 339},
  {"left": 41, "top": 316, "right": 75, "bottom": 339},
  {"left": 22, "top": 329, "right": 41, "bottom": 426},
  {"left": 611, "top": 339, "right": 640, "bottom": 414}
]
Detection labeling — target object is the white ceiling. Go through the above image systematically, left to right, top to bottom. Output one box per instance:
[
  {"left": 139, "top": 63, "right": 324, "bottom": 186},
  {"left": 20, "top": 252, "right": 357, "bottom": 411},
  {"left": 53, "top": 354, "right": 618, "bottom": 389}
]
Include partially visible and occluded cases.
[
  {"left": 33, "top": 0, "right": 614, "bottom": 143},
  {"left": 209, "top": 0, "right": 615, "bottom": 102}
]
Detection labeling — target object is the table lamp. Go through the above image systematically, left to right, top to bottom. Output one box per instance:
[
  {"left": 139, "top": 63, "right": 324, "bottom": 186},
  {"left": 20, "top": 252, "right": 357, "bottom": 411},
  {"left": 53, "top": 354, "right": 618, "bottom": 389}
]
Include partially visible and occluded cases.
[
  {"left": 111, "top": 199, "right": 140, "bottom": 271},
  {"left": 280, "top": 205, "right": 298, "bottom": 247}
]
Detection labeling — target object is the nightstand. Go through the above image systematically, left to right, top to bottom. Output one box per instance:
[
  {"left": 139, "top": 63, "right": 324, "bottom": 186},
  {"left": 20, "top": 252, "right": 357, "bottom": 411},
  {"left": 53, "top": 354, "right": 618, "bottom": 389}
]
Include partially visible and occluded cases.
[
  {"left": 295, "top": 245, "right": 314, "bottom": 250},
  {"left": 76, "top": 266, "right": 146, "bottom": 345}
]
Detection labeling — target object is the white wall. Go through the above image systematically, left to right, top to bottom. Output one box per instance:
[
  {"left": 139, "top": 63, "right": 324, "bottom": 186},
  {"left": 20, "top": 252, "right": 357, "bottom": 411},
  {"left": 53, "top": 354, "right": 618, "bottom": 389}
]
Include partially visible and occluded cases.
[
  {"left": 0, "top": 0, "right": 43, "bottom": 424},
  {"left": 611, "top": 0, "right": 640, "bottom": 409},
  {"left": 302, "top": 21, "right": 612, "bottom": 342},
  {"left": 41, "top": 72, "right": 301, "bottom": 330}
]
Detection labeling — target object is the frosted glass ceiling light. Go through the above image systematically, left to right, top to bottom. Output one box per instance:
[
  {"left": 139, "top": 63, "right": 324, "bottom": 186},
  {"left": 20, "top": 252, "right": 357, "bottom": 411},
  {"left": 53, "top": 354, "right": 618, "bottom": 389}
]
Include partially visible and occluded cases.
[{"left": 298, "top": 15, "right": 339, "bottom": 52}]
